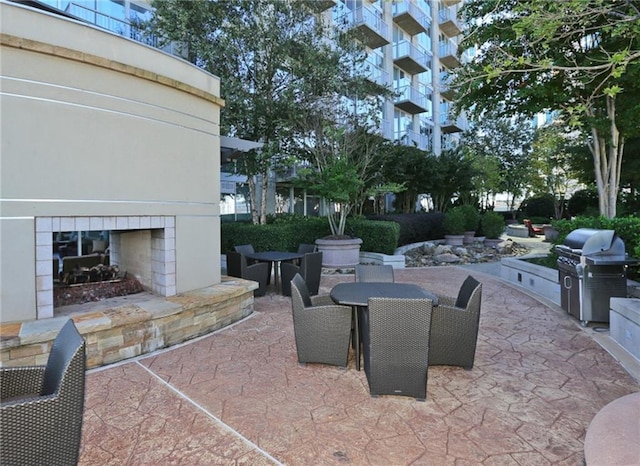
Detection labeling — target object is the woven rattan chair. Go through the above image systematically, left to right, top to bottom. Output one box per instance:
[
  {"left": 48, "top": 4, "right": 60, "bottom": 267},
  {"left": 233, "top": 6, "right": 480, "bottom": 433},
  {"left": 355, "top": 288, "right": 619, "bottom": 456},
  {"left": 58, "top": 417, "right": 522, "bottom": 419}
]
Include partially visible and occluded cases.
[
  {"left": 234, "top": 244, "right": 272, "bottom": 282},
  {"left": 226, "top": 251, "right": 269, "bottom": 296},
  {"left": 281, "top": 251, "right": 323, "bottom": 296},
  {"left": 355, "top": 264, "right": 394, "bottom": 283},
  {"left": 290, "top": 274, "right": 352, "bottom": 367},
  {"left": 429, "top": 275, "right": 482, "bottom": 369},
  {"left": 361, "top": 297, "right": 433, "bottom": 400},
  {"left": 0, "top": 319, "right": 86, "bottom": 465}
]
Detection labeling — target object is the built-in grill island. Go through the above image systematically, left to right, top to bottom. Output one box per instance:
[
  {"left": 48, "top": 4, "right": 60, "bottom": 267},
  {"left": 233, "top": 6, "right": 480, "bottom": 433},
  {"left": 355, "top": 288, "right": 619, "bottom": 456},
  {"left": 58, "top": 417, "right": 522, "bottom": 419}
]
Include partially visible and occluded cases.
[{"left": 555, "top": 228, "right": 639, "bottom": 326}]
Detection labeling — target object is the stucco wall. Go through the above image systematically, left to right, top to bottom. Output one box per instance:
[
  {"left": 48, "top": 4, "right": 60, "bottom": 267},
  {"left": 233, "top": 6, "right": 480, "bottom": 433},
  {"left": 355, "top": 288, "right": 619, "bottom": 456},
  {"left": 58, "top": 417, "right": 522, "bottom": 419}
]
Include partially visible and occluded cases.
[{"left": 0, "top": 2, "right": 224, "bottom": 323}]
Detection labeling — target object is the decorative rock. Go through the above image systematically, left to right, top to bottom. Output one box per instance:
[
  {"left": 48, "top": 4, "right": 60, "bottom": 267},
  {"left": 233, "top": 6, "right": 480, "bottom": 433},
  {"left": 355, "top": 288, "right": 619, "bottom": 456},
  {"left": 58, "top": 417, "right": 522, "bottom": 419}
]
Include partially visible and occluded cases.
[{"left": 405, "top": 240, "right": 531, "bottom": 267}]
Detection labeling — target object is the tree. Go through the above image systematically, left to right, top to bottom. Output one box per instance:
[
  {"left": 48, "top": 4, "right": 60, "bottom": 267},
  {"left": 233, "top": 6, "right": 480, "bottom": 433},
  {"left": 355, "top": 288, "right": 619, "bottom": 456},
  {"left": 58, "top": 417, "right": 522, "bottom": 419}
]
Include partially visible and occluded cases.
[
  {"left": 148, "top": 0, "right": 383, "bottom": 224},
  {"left": 455, "top": 0, "right": 640, "bottom": 218},
  {"left": 462, "top": 112, "right": 534, "bottom": 215},
  {"left": 529, "top": 123, "right": 580, "bottom": 219},
  {"left": 379, "top": 143, "right": 431, "bottom": 213},
  {"left": 424, "top": 147, "right": 475, "bottom": 213}
]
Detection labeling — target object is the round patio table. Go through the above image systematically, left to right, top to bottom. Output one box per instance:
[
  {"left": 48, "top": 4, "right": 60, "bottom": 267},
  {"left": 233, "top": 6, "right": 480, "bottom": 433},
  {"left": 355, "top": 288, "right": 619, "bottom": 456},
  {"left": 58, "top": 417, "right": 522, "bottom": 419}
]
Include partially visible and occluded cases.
[
  {"left": 244, "top": 251, "right": 303, "bottom": 290},
  {"left": 330, "top": 282, "right": 438, "bottom": 370}
]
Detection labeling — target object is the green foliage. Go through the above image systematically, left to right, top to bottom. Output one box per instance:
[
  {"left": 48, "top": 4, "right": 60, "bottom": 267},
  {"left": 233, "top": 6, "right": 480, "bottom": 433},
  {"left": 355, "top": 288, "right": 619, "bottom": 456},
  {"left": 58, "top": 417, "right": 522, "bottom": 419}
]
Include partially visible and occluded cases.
[
  {"left": 455, "top": 0, "right": 640, "bottom": 218},
  {"left": 379, "top": 143, "right": 430, "bottom": 213},
  {"left": 425, "top": 148, "right": 476, "bottom": 213},
  {"left": 567, "top": 188, "right": 600, "bottom": 217},
  {"left": 518, "top": 194, "right": 556, "bottom": 220},
  {"left": 456, "top": 204, "right": 480, "bottom": 231},
  {"left": 443, "top": 208, "right": 466, "bottom": 235},
  {"left": 481, "top": 212, "right": 506, "bottom": 239},
  {"left": 368, "top": 213, "right": 446, "bottom": 247},
  {"left": 220, "top": 216, "right": 399, "bottom": 255},
  {"left": 551, "top": 216, "right": 640, "bottom": 259}
]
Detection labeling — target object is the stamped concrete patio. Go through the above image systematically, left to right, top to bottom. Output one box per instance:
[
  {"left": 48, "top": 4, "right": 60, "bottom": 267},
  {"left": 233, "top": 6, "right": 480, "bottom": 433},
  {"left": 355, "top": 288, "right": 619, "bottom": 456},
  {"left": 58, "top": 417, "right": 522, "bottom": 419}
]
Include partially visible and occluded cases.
[{"left": 78, "top": 266, "right": 639, "bottom": 465}]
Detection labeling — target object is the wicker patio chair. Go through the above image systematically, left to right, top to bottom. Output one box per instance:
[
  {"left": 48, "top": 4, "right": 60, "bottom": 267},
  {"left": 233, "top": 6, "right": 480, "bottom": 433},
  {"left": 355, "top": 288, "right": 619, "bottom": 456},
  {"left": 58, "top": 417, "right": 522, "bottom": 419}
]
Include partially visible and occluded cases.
[
  {"left": 297, "top": 243, "right": 316, "bottom": 255},
  {"left": 234, "top": 244, "right": 271, "bottom": 282},
  {"left": 226, "top": 251, "right": 269, "bottom": 297},
  {"left": 281, "top": 251, "right": 323, "bottom": 296},
  {"left": 355, "top": 264, "right": 395, "bottom": 283},
  {"left": 290, "top": 273, "right": 352, "bottom": 367},
  {"left": 429, "top": 275, "right": 482, "bottom": 369},
  {"left": 361, "top": 297, "right": 433, "bottom": 400},
  {"left": 0, "top": 319, "right": 86, "bottom": 465}
]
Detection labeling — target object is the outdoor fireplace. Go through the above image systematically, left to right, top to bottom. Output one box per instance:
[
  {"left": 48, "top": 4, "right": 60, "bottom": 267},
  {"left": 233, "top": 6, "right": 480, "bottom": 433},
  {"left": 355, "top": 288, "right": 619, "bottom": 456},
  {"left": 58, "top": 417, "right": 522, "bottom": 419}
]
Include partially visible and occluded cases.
[{"left": 37, "top": 216, "right": 177, "bottom": 319}]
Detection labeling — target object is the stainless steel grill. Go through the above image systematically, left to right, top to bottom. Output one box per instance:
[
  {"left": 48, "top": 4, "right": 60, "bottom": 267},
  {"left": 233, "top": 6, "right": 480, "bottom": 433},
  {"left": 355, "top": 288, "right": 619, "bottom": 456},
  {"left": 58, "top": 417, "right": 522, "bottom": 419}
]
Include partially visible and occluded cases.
[{"left": 555, "top": 229, "right": 638, "bottom": 326}]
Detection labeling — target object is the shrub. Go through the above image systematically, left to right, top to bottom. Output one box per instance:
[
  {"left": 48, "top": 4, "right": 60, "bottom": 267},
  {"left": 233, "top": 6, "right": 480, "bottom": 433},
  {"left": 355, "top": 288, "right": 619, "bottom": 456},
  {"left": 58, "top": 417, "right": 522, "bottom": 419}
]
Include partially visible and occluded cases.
[
  {"left": 518, "top": 194, "right": 555, "bottom": 219},
  {"left": 457, "top": 204, "right": 480, "bottom": 231},
  {"left": 443, "top": 208, "right": 466, "bottom": 235},
  {"left": 481, "top": 211, "right": 505, "bottom": 239},
  {"left": 367, "top": 212, "right": 445, "bottom": 246}
]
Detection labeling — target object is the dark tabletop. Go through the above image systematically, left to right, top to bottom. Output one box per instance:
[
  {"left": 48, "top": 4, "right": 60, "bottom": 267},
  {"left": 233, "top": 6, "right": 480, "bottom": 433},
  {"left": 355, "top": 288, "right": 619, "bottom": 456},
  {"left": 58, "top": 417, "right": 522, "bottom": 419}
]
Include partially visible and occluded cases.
[
  {"left": 245, "top": 251, "right": 303, "bottom": 262},
  {"left": 330, "top": 282, "right": 439, "bottom": 307}
]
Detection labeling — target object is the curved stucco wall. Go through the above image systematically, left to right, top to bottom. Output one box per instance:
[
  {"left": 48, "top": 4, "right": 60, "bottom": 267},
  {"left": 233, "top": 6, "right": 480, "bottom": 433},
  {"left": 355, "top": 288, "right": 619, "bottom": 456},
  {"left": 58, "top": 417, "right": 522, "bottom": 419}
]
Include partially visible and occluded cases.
[{"left": 0, "top": 2, "right": 224, "bottom": 322}]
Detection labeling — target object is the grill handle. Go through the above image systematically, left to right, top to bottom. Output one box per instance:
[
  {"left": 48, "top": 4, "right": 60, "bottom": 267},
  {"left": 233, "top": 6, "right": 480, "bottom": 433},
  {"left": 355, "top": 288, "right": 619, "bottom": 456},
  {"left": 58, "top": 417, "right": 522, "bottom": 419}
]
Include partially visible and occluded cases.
[{"left": 564, "top": 275, "right": 572, "bottom": 289}]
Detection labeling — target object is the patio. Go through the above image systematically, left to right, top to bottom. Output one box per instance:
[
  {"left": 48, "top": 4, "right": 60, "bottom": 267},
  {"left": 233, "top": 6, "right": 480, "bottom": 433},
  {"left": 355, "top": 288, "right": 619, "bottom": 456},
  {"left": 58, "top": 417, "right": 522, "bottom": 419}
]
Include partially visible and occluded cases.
[{"left": 78, "top": 266, "right": 639, "bottom": 465}]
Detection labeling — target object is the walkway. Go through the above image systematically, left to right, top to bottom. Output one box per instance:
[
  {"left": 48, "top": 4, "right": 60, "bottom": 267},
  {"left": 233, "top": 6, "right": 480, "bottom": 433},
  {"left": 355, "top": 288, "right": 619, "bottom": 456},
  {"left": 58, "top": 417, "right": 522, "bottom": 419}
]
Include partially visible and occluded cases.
[{"left": 78, "top": 266, "right": 639, "bottom": 465}]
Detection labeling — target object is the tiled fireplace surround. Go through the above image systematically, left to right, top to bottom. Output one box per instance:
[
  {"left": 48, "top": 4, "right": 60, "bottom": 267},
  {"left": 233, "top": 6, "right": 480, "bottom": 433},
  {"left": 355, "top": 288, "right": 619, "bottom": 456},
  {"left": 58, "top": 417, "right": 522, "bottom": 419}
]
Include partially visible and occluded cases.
[{"left": 36, "top": 216, "right": 176, "bottom": 319}]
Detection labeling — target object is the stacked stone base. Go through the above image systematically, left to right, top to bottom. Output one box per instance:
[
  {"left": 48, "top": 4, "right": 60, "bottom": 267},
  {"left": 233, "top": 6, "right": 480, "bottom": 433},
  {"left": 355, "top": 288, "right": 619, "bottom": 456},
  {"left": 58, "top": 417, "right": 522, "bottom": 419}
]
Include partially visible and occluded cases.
[{"left": 0, "top": 277, "right": 257, "bottom": 369}]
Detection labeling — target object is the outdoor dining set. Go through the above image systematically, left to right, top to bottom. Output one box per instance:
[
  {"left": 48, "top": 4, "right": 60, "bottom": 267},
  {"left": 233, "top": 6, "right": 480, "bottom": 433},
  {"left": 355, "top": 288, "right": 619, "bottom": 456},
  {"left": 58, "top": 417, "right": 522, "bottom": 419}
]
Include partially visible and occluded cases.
[{"left": 227, "top": 244, "right": 483, "bottom": 401}]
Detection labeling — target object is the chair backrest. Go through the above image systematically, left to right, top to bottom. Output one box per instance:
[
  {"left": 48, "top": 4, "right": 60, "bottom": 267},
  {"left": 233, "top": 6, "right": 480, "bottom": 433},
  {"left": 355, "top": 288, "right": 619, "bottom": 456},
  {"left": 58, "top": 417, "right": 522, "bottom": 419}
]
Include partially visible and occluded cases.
[
  {"left": 297, "top": 243, "right": 316, "bottom": 254},
  {"left": 234, "top": 244, "right": 255, "bottom": 256},
  {"left": 226, "top": 251, "right": 246, "bottom": 278},
  {"left": 301, "top": 251, "right": 323, "bottom": 295},
  {"left": 355, "top": 264, "right": 394, "bottom": 283},
  {"left": 290, "top": 273, "right": 312, "bottom": 309},
  {"left": 455, "top": 275, "right": 481, "bottom": 309},
  {"left": 42, "top": 319, "right": 86, "bottom": 397}
]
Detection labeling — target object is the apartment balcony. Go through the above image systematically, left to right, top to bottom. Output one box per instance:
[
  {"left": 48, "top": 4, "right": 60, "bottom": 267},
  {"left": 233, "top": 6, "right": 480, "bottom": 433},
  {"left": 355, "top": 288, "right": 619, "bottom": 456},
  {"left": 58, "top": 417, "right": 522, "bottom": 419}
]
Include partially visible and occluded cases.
[
  {"left": 442, "top": 0, "right": 462, "bottom": 5},
  {"left": 392, "top": 1, "right": 429, "bottom": 36},
  {"left": 348, "top": 6, "right": 391, "bottom": 49},
  {"left": 438, "top": 9, "right": 462, "bottom": 37},
  {"left": 393, "top": 40, "right": 429, "bottom": 75},
  {"left": 439, "top": 41, "right": 460, "bottom": 69},
  {"left": 365, "top": 63, "right": 389, "bottom": 87},
  {"left": 440, "top": 71, "right": 455, "bottom": 100},
  {"left": 394, "top": 85, "right": 428, "bottom": 114},
  {"left": 441, "top": 113, "right": 465, "bottom": 133},
  {"left": 376, "top": 119, "right": 394, "bottom": 141},
  {"left": 400, "top": 129, "right": 431, "bottom": 151}
]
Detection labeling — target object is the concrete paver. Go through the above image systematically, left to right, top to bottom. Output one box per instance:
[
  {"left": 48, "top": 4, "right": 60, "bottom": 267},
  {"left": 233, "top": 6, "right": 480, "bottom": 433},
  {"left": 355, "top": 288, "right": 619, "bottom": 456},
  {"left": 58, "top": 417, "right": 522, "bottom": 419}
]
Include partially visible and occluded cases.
[{"left": 79, "top": 265, "right": 639, "bottom": 465}]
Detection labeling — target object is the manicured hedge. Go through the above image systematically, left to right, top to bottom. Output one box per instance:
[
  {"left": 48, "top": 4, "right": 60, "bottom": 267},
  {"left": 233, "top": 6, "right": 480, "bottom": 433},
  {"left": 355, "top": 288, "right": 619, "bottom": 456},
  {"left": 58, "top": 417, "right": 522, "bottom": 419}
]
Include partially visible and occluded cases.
[
  {"left": 367, "top": 213, "right": 445, "bottom": 246},
  {"left": 220, "top": 216, "right": 400, "bottom": 255}
]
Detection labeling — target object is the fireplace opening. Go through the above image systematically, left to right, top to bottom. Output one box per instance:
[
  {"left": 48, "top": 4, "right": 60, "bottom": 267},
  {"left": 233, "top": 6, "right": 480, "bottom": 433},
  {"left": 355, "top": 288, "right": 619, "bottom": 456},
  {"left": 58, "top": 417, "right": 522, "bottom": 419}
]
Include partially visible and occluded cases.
[{"left": 37, "top": 216, "right": 177, "bottom": 319}]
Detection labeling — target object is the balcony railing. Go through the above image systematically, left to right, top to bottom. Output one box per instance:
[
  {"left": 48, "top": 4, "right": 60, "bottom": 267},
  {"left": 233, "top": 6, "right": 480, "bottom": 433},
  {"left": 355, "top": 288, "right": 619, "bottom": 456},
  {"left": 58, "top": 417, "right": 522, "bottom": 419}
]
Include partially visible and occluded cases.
[
  {"left": 392, "top": 1, "right": 429, "bottom": 36},
  {"left": 65, "top": 3, "right": 182, "bottom": 57},
  {"left": 343, "top": 5, "right": 391, "bottom": 49},
  {"left": 438, "top": 8, "right": 462, "bottom": 37},
  {"left": 393, "top": 40, "right": 429, "bottom": 75},
  {"left": 439, "top": 40, "right": 460, "bottom": 69},
  {"left": 365, "top": 63, "right": 390, "bottom": 87},
  {"left": 439, "top": 71, "right": 455, "bottom": 100},
  {"left": 394, "top": 85, "right": 428, "bottom": 114},
  {"left": 440, "top": 113, "right": 465, "bottom": 133},
  {"left": 400, "top": 129, "right": 431, "bottom": 151}
]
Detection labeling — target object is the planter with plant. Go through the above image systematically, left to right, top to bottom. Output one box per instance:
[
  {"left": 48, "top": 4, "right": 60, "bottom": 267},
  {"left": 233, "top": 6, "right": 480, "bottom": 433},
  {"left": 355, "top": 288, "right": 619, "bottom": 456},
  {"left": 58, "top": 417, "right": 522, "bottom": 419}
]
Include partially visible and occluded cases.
[
  {"left": 457, "top": 204, "right": 480, "bottom": 244},
  {"left": 443, "top": 208, "right": 466, "bottom": 246},
  {"left": 482, "top": 211, "right": 505, "bottom": 248}
]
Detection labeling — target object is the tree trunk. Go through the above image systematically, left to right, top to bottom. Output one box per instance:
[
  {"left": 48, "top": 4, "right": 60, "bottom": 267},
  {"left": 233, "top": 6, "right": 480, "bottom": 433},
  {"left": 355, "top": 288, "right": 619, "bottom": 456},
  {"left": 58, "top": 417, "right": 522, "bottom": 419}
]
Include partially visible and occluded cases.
[
  {"left": 587, "top": 96, "right": 623, "bottom": 219},
  {"left": 260, "top": 171, "right": 268, "bottom": 225},
  {"left": 249, "top": 176, "right": 259, "bottom": 225}
]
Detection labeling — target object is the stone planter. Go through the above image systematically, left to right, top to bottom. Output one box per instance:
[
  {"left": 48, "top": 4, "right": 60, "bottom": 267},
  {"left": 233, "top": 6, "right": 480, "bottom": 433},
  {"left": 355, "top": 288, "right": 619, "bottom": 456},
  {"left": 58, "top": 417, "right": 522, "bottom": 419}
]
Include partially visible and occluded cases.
[
  {"left": 463, "top": 231, "right": 476, "bottom": 244},
  {"left": 444, "top": 235, "right": 464, "bottom": 246},
  {"left": 315, "top": 237, "right": 362, "bottom": 268},
  {"left": 484, "top": 238, "right": 502, "bottom": 249}
]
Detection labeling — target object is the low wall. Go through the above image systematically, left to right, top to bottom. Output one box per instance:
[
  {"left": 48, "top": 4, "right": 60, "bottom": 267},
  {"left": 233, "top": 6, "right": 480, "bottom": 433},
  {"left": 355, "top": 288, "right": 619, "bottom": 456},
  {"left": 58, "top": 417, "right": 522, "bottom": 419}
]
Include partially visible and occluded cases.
[
  {"left": 359, "top": 251, "right": 406, "bottom": 268},
  {"left": 501, "top": 255, "right": 561, "bottom": 304},
  {"left": 0, "top": 278, "right": 256, "bottom": 369},
  {"left": 610, "top": 298, "right": 640, "bottom": 362}
]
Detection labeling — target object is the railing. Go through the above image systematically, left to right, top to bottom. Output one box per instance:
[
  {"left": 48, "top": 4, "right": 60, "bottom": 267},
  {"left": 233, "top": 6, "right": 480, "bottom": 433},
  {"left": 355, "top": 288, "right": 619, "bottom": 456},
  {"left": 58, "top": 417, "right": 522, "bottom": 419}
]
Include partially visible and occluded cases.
[
  {"left": 392, "top": 1, "right": 430, "bottom": 32},
  {"left": 65, "top": 3, "right": 177, "bottom": 54},
  {"left": 349, "top": 5, "right": 390, "bottom": 43},
  {"left": 438, "top": 8, "right": 461, "bottom": 28},
  {"left": 393, "top": 40, "right": 428, "bottom": 67},
  {"left": 439, "top": 40, "right": 458, "bottom": 58},
  {"left": 395, "top": 85, "right": 427, "bottom": 109}
]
